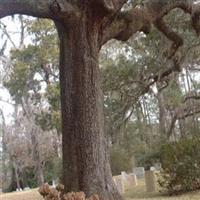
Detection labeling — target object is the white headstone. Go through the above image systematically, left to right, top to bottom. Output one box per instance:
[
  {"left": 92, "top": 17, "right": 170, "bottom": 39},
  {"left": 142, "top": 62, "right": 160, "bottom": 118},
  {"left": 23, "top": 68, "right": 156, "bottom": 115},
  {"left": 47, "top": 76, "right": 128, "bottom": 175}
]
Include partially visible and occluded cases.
[
  {"left": 154, "top": 163, "right": 162, "bottom": 170},
  {"left": 150, "top": 166, "right": 156, "bottom": 171},
  {"left": 133, "top": 167, "right": 145, "bottom": 178},
  {"left": 121, "top": 171, "right": 128, "bottom": 181},
  {"left": 52, "top": 180, "right": 56, "bottom": 188},
  {"left": 23, "top": 187, "right": 30, "bottom": 191}
]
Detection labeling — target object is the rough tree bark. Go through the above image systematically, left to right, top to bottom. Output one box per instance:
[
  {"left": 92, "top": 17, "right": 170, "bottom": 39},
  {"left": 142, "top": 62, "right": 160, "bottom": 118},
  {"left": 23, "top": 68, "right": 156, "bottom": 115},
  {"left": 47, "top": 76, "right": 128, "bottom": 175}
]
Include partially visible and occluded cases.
[
  {"left": 0, "top": 0, "right": 199, "bottom": 199},
  {"left": 55, "top": 17, "right": 121, "bottom": 199}
]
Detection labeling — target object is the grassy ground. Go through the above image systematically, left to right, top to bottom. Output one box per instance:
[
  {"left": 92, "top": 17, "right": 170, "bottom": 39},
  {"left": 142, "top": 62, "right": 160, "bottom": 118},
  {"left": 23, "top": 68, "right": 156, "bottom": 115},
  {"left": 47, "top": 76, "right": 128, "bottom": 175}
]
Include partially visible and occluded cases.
[
  {"left": 124, "top": 179, "right": 200, "bottom": 200},
  {"left": 1, "top": 180, "right": 200, "bottom": 200},
  {"left": 0, "top": 189, "right": 43, "bottom": 200}
]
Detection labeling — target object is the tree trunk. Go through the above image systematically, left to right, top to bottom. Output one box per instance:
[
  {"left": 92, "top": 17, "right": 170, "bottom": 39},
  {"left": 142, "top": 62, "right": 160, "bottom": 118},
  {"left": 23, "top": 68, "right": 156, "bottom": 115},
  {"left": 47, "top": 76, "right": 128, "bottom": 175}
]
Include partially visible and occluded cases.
[
  {"left": 55, "top": 17, "right": 122, "bottom": 200},
  {"left": 157, "top": 91, "right": 167, "bottom": 136},
  {"left": 0, "top": 109, "right": 8, "bottom": 191},
  {"left": 178, "top": 118, "right": 186, "bottom": 137},
  {"left": 30, "top": 127, "right": 44, "bottom": 186},
  {"left": 13, "top": 161, "right": 21, "bottom": 190},
  {"left": 36, "top": 162, "right": 45, "bottom": 186}
]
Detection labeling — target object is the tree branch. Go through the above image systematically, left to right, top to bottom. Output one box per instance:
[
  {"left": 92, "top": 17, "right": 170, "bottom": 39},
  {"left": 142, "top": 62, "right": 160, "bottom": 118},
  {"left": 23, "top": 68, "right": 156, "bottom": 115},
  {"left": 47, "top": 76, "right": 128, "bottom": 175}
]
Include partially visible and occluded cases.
[
  {"left": 0, "top": 0, "right": 78, "bottom": 20},
  {"left": 0, "top": 0, "right": 51, "bottom": 19},
  {"left": 49, "top": 0, "right": 79, "bottom": 19},
  {"left": 91, "top": 0, "right": 127, "bottom": 14},
  {"left": 102, "top": 0, "right": 200, "bottom": 56},
  {"left": 146, "top": 0, "right": 200, "bottom": 36},
  {"left": 148, "top": 0, "right": 199, "bottom": 58},
  {"left": 102, "top": 7, "right": 151, "bottom": 45},
  {"left": 154, "top": 18, "right": 183, "bottom": 59},
  {"left": 0, "top": 21, "right": 17, "bottom": 48},
  {"left": 184, "top": 92, "right": 200, "bottom": 102},
  {"left": 166, "top": 98, "right": 200, "bottom": 137}
]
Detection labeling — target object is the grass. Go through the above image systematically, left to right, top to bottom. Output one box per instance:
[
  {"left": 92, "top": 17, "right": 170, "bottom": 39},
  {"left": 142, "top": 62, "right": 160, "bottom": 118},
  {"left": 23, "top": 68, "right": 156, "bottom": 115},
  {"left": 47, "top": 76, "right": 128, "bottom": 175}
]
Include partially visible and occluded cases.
[
  {"left": 124, "top": 179, "right": 200, "bottom": 200},
  {"left": 1, "top": 180, "right": 200, "bottom": 200},
  {"left": 0, "top": 189, "right": 43, "bottom": 200}
]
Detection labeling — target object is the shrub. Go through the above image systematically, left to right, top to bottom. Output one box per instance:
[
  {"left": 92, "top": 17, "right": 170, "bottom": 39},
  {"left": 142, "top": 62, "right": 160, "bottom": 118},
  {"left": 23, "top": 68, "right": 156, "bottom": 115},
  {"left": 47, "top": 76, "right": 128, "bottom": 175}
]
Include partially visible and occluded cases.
[
  {"left": 158, "top": 136, "right": 200, "bottom": 195},
  {"left": 39, "top": 183, "right": 99, "bottom": 200}
]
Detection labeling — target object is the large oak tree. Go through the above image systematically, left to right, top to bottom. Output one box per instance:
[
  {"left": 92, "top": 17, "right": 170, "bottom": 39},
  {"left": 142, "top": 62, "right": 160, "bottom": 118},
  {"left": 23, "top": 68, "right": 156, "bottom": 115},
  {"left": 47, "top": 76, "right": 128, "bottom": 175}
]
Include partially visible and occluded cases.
[{"left": 0, "top": 0, "right": 199, "bottom": 199}]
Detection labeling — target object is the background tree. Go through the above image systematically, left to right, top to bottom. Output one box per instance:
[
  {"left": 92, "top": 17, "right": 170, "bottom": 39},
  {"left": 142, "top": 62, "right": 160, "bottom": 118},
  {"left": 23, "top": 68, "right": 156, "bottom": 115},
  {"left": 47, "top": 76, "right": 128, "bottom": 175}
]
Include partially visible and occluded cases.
[{"left": 1, "top": 18, "right": 61, "bottom": 190}]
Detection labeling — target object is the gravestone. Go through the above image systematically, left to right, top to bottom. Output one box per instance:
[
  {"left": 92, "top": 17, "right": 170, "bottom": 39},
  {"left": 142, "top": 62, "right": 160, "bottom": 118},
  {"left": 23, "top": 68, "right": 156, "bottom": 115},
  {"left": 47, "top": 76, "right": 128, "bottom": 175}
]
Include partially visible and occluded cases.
[
  {"left": 154, "top": 163, "right": 162, "bottom": 170},
  {"left": 150, "top": 166, "right": 155, "bottom": 171},
  {"left": 133, "top": 167, "right": 145, "bottom": 178},
  {"left": 145, "top": 170, "right": 156, "bottom": 192},
  {"left": 121, "top": 171, "right": 128, "bottom": 183},
  {"left": 121, "top": 171, "right": 129, "bottom": 188},
  {"left": 121, "top": 172, "right": 138, "bottom": 187},
  {"left": 129, "top": 174, "right": 138, "bottom": 187},
  {"left": 113, "top": 175, "right": 125, "bottom": 194},
  {"left": 52, "top": 180, "right": 56, "bottom": 188},
  {"left": 23, "top": 187, "right": 30, "bottom": 191}
]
